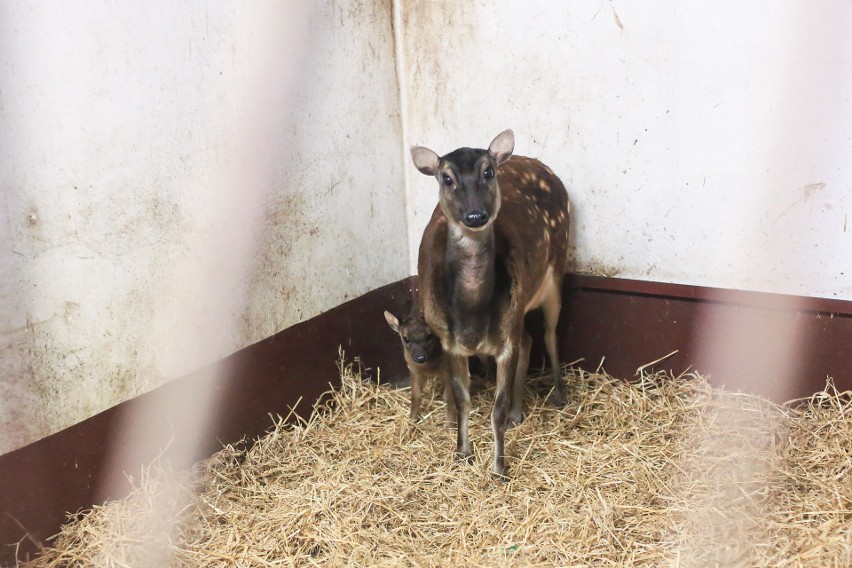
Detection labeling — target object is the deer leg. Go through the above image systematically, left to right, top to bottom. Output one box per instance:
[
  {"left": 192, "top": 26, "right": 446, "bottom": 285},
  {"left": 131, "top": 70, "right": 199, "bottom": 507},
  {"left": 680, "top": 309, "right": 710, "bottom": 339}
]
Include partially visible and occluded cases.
[
  {"left": 542, "top": 286, "right": 566, "bottom": 408},
  {"left": 509, "top": 330, "right": 531, "bottom": 427},
  {"left": 492, "top": 344, "right": 519, "bottom": 478},
  {"left": 449, "top": 354, "right": 472, "bottom": 461},
  {"left": 441, "top": 365, "right": 458, "bottom": 428},
  {"left": 409, "top": 370, "right": 423, "bottom": 421}
]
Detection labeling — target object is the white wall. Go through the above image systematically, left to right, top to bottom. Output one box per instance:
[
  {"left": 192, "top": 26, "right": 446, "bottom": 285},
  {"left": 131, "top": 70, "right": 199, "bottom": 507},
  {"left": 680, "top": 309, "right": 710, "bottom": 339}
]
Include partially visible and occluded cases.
[
  {"left": 0, "top": 0, "right": 408, "bottom": 454},
  {"left": 3, "top": 0, "right": 851, "bottom": 455},
  {"left": 400, "top": 1, "right": 852, "bottom": 301}
]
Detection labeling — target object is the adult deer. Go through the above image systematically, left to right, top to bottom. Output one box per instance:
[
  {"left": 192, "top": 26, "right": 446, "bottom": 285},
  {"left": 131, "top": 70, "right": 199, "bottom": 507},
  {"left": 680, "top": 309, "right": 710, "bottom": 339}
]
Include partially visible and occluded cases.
[{"left": 411, "top": 129, "right": 571, "bottom": 477}]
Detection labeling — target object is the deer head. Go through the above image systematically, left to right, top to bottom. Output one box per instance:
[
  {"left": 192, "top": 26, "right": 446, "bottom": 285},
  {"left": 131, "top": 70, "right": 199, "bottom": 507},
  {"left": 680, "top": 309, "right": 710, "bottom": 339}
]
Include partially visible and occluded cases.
[
  {"left": 411, "top": 129, "right": 515, "bottom": 232},
  {"left": 384, "top": 310, "right": 441, "bottom": 366}
]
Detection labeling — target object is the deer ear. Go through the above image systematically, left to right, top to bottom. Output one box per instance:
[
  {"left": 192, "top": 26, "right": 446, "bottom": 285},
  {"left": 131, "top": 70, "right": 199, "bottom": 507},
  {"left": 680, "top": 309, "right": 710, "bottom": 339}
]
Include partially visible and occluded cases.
[
  {"left": 488, "top": 129, "right": 514, "bottom": 164},
  {"left": 410, "top": 146, "right": 440, "bottom": 176},
  {"left": 384, "top": 310, "right": 400, "bottom": 333}
]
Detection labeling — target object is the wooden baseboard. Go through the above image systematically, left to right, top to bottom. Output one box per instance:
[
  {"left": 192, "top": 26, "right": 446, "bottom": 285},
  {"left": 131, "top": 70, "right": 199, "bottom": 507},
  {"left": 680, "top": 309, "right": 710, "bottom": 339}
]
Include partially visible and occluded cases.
[
  {"left": 2, "top": 274, "right": 850, "bottom": 563},
  {"left": 553, "top": 275, "right": 852, "bottom": 402}
]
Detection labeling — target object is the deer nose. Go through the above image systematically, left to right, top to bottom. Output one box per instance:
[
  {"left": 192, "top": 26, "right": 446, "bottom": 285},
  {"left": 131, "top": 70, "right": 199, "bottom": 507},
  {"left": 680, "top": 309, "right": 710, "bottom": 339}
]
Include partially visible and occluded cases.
[
  {"left": 463, "top": 211, "right": 489, "bottom": 228},
  {"left": 413, "top": 354, "right": 427, "bottom": 364}
]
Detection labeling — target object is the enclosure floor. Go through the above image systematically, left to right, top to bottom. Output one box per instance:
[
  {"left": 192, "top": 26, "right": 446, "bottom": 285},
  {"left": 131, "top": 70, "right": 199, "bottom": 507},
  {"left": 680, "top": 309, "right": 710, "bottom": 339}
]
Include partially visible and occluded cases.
[{"left": 27, "top": 360, "right": 852, "bottom": 567}]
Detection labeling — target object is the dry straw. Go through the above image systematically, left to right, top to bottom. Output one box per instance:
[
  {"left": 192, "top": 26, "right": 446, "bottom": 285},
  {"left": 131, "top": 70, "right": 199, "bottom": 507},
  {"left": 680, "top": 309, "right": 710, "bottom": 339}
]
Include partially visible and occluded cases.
[{"left": 25, "top": 355, "right": 852, "bottom": 567}]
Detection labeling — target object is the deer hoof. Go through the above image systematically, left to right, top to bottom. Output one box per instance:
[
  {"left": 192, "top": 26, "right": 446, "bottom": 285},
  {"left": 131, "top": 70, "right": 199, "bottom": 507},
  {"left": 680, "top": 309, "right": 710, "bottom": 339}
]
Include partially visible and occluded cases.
[
  {"left": 508, "top": 409, "right": 524, "bottom": 428},
  {"left": 456, "top": 450, "right": 474, "bottom": 464},
  {"left": 491, "top": 466, "right": 510, "bottom": 482}
]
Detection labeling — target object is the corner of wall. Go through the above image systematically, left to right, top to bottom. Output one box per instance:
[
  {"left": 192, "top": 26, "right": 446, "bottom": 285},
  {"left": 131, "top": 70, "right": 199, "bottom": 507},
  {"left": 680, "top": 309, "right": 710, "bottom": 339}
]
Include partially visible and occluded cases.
[{"left": 392, "top": 0, "right": 417, "bottom": 276}]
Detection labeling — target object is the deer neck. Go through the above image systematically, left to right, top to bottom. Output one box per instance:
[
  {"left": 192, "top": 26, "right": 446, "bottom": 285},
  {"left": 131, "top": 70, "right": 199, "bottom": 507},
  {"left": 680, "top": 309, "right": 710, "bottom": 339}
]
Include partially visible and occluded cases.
[{"left": 446, "top": 223, "right": 495, "bottom": 312}]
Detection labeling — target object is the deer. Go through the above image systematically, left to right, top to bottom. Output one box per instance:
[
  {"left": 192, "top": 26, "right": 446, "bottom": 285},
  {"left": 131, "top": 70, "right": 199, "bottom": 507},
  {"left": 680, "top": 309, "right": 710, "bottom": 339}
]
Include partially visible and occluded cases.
[
  {"left": 411, "top": 129, "right": 571, "bottom": 478},
  {"left": 384, "top": 306, "right": 499, "bottom": 427},
  {"left": 384, "top": 308, "right": 456, "bottom": 426}
]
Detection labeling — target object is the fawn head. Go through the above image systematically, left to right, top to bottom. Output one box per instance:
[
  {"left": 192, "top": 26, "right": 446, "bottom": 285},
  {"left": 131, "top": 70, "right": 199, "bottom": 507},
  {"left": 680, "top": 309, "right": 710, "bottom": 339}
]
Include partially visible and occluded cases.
[{"left": 384, "top": 310, "right": 442, "bottom": 365}]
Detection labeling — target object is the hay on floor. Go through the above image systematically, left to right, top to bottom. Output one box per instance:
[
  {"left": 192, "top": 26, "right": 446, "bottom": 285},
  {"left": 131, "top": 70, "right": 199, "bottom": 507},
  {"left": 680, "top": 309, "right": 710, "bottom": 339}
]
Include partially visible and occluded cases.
[{"left": 25, "top": 357, "right": 852, "bottom": 567}]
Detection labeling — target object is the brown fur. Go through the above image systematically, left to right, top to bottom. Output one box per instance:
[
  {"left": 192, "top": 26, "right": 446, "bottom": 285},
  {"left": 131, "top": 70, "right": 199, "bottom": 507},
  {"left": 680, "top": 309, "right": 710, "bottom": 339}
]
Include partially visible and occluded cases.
[
  {"left": 412, "top": 130, "right": 571, "bottom": 477},
  {"left": 384, "top": 309, "right": 456, "bottom": 426}
]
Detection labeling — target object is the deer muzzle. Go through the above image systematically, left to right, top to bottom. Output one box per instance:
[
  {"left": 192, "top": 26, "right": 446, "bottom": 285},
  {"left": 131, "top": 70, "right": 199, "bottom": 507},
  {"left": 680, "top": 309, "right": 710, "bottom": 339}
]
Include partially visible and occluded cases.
[{"left": 462, "top": 210, "right": 489, "bottom": 228}]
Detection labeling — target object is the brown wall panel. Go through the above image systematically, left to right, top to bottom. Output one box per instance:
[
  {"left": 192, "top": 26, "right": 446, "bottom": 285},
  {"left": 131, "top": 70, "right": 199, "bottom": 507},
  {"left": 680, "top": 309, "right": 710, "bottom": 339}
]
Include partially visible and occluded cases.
[
  {"left": 2, "top": 275, "right": 850, "bottom": 564},
  {"left": 553, "top": 276, "right": 852, "bottom": 402}
]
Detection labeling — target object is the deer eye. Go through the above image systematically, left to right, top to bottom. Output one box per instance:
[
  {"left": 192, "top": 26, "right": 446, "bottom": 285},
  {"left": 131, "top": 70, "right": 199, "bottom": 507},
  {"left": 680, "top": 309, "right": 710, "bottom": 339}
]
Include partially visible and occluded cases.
[
  {"left": 483, "top": 168, "right": 494, "bottom": 180},
  {"left": 442, "top": 174, "right": 453, "bottom": 187},
  {"left": 402, "top": 336, "right": 410, "bottom": 345}
]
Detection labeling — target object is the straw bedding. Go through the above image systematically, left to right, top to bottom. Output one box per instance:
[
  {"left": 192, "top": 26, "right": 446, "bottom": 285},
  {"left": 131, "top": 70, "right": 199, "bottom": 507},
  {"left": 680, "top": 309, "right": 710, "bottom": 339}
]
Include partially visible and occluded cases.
[{"left": 26, "top": 357, "right": 852, "bottom": 567}]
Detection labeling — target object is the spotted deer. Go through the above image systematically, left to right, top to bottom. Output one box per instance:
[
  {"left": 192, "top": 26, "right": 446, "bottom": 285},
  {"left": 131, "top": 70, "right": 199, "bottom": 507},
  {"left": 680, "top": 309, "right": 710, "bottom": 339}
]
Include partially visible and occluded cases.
[
  {"left": 411, "top": 129, "right": 571, "bottom": 477},
  {"left": 384, "top": 309, "right": 456, "bottom": 426}
]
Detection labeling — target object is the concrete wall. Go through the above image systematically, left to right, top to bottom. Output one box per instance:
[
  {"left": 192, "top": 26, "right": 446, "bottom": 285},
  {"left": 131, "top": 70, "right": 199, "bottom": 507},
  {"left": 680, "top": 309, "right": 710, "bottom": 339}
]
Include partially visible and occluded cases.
[
  {"left": 0, "top": 0, "right": 408, "bottom": 454},
  {"left": 4, "top": 0, "right": 851, "bottom": 455},
  {"left": 400, "top": 1, "right": 852, "bottom": 301}
]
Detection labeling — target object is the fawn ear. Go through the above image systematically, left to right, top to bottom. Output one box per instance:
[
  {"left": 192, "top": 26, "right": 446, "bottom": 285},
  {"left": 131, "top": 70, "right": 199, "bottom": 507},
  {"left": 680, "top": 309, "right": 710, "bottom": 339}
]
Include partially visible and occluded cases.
[
  {"left": 488, "top": 129, "right": 514, "bottom": 165},
  {"left": 410, "top": 146, "right": 440, "bottom": 176},
  {"left": 383, "top": 310, "right": 400, "bottom": 333}
]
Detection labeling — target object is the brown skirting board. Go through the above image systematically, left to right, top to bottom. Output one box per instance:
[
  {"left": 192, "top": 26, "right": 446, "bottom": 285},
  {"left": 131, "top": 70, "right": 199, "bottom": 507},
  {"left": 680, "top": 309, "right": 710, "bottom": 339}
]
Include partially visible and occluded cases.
[
  {"left": 1, "top": 275, "right": 850, "bottom": 564},
  {"left": 553, "top": 275, "right": 852, "bottom": 402}
]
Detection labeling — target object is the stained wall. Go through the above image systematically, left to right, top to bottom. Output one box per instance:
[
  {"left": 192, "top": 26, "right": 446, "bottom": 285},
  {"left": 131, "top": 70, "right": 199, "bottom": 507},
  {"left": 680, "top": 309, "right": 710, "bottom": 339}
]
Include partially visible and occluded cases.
[
  {"left": 0, "top": 0, "right": 408, "bottom": 454},
  {"left": 3, "top": 0, "right": 851, "bottom": 456},
  {"left": 400, "top": 1, "right": 852, "bottom": 301}
]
